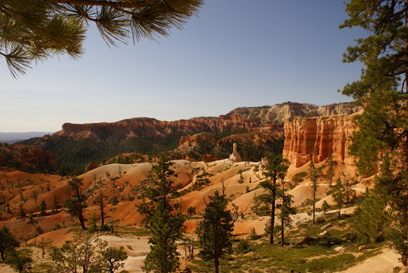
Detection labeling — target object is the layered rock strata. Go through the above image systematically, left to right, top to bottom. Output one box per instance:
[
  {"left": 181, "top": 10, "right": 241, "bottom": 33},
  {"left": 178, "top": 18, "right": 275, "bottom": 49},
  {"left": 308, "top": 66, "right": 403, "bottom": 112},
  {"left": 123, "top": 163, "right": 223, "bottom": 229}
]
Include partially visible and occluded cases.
[
  {"left": 52, "top": 103, "right": 361, "bottom": 141},
  {"left": 283, "top": 114, "right": 359, "bottom": 167},
  {"left": 0, "top": 144, "right": 56, "bottom": 172}
]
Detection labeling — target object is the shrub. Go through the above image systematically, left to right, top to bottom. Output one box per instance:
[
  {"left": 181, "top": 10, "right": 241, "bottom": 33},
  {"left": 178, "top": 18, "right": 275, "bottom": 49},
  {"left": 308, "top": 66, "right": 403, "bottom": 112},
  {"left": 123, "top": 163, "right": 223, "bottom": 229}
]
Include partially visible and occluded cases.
[{"left": 235, "top": 239, "right": 252, "bottom": 254}]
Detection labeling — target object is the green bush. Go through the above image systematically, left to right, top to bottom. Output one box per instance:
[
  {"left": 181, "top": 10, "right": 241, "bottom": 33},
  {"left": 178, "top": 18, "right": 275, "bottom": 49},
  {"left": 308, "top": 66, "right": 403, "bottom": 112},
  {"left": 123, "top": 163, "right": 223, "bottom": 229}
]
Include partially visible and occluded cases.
[
  {"left": 235, "top": 239, "right": 252, "bottom": 254},
  {"left": 300, "top": 253, "right": 355, "bottom": 272}
]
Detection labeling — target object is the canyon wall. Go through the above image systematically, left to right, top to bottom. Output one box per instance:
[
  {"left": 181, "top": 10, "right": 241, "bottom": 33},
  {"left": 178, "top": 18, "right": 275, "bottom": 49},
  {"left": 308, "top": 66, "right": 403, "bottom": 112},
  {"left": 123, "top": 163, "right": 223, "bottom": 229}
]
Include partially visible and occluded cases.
[
  {"left": 225, "top": 102, "right": 361, "bottom": 126},
  {"left": 53, "top": 103, "right": 361, "bottom": 141},
  {"left": 283, "top": 113, "right": 359, "bottom": 168},
  {"left": 54, "top": 116, "right": 267, "bottom": 140},
  {"left": 0, "top": 144, "right": 56, "bottom": 172}
]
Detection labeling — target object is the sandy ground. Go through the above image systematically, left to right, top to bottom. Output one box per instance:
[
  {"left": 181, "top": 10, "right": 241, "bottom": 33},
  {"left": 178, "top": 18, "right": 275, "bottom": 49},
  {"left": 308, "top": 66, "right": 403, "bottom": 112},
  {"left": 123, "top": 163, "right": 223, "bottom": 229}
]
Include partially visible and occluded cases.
[
  {"left": 99, "top": 235, "right": 150, "bottom": 273},
  {"left": 338, "top": 248, "right": 403, "bottom": 273}
]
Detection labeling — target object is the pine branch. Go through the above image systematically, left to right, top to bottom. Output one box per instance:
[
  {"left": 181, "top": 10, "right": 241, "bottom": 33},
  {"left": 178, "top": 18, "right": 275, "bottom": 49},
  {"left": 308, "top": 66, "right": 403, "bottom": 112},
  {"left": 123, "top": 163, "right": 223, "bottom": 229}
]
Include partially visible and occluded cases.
[
  {"left": 47, "top": 0, "right": 156, "bottom": 10},
  {"left": 0, "top": 46, "right": 31, "bottom": 78}
]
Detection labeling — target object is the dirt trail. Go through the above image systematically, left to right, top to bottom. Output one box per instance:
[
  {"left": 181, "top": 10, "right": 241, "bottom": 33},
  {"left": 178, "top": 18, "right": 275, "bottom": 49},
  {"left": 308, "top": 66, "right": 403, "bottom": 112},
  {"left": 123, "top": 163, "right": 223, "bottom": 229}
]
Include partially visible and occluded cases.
[{"left": 338, "top": 248, "right": 403, "bottom": 273}]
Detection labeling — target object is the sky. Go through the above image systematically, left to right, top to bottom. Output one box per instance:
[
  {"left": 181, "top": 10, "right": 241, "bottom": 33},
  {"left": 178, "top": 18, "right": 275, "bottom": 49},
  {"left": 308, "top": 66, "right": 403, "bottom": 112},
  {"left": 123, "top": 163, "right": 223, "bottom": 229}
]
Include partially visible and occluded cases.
[{"left": 0, "top": 0, "right": 366, "bottom": 133}]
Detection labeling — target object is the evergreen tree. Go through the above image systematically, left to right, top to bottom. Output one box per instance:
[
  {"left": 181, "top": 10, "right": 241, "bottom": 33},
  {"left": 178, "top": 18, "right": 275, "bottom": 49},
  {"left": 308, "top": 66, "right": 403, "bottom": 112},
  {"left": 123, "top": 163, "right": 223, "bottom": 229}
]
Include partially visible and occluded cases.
[
  {"left": 0, "top": 0, "right": 203, "bottom": 77},
  {"left": 341, "top": 0, "right": 408, "bottom": 264},
  {"left": 253, "top": 153, "right": 289, "bottom": 245},
  {"left": 325, "top": 153, "right": 337, "bottom": 187},
  {"left": 135, "top": 154, "right": 185, "bottom": 273},
  {"left": 307, "top": 157, "right": 325, "bottom": 225},
  {"left": 64, "top": 177, "right": 88, "bottom": 230},
  {"left": 332, "top": 177, "right": 345, "bottom": 220},
  {"left": 352, "top": 186, "right": 389, "bottom": 244},
  {"left": 96, "top": 189, "right": 108, "bottom": 231},
  {"left": 276, "top": 190, "right": 296, "bottom": 247},
  {"left": 196, "top": 191, "right": 234, "bottom": 273},
  {"left": 51, "top": 194, "right": 60, "bottom": 214},
  {"left": 39, "top": 200, "right": 47, "bottom": 216},
  {"left": 321, "top": 200, "right": 330, "bottom": 215},
  {"left": 17, "top": 204, "right": 26, "bottom": 219},
  {"left": 186, "top": 206, "right": 196, "bottom": 219},
  {"left": 0, "top": 226, "right": 19, "bottom": 261},
  {"left": 99, "top": 246, "right": 128, "bottom": 273},
  {"left": 5, "top": 249, "right": 33, "bottom": 273}
]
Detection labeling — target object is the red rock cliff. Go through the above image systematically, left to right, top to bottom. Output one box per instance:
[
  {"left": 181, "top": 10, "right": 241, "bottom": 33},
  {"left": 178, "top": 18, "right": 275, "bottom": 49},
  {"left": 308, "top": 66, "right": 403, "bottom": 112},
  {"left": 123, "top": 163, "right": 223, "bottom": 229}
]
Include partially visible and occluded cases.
[
  {"left": 53, "top": 103, "right": 360, "bottom": 141},
  {"left": 283, "top": 113, "right": 359, "bottom": 167},
  {"left": 54, "top": 116, "right": 267, "bottom": 140},
  {"left": 0, "top": 144, "right": 56, "bottom": 172}
]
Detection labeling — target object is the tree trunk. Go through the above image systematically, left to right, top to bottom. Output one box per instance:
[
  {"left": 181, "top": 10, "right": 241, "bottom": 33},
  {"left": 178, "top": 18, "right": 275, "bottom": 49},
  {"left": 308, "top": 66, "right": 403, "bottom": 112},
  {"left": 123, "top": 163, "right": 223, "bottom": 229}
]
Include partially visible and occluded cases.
[
  {"left": 270, "top": 178, "right": 277, "bottom": 245},
  {"left": 312, "top": 181, "right": 316, "bottom": 224},
  {"left": 100, "top": 193, "right": 105, "bottom": 230},
  {"left": 79, "top": 210, "right": 87, "bottom": 230},
  {"left": 281, "top": 216, "right": 284, "bottom": 247},
  {"left": 214, "top": 256, "right": 219, "bottom": 273}
]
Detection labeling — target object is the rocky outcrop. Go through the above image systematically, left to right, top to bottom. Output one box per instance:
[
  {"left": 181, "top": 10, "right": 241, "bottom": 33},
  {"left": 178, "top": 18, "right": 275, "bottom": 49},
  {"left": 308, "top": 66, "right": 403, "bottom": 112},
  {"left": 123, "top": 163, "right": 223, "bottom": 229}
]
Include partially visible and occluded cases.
[
  {"left": 224, "top": 102, "right": 361, "bottom": 126},
  {"left": 52, "top": 103, "right": 361, "bottom": 141},
  {"left": 283, "top": 113, "right": 359, "bottom": 167},
  {"left": 54, "top": 116, "right": 267, "bottom": 140},
  {"left": 229, "top": 143, "right": 242, "bottom": 163},
  {"left": 0, "top": 144, "right": 56, "bottom": 173},
  {"left": 84, "top": 161, "right": 99, "bottom": 172}
]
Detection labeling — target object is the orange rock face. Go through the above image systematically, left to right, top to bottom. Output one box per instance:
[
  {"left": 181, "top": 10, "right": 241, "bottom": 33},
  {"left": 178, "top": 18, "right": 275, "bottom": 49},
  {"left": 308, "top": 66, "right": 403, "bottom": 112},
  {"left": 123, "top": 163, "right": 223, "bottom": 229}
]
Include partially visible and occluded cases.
[
  {"left": 51, "top": 103, "right": 361, "bottom": 141},
  {"left": 283, "top": 114, "right": 359, "bottom": 167},
  {"left": 0, "top": 144, "right": 56, "bottom": 172}
]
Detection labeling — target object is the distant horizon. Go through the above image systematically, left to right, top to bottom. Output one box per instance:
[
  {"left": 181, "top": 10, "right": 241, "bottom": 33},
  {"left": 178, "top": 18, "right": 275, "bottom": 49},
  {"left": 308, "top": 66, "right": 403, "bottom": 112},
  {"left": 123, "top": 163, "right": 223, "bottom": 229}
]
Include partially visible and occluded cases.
[{"left": 0, "top": 100, "right": 357, "bottom": 133}]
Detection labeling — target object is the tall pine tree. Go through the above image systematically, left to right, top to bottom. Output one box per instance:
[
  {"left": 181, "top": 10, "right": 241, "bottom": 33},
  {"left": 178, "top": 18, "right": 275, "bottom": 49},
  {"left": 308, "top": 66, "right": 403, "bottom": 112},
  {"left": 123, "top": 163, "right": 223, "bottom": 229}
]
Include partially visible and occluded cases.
[
  {"left": 341, "top": 0, "right": 408, "bottom": 265},
  {"left": 253, "top": 153, "right": 289, "bottom": 245},
  {"left": 136, "top": 154, "right": 185, "bottom": 273},
  {"left": 64, "top": 177, "right": 88, "bottom": 230},
  {"left": 276, "top": 189, "right": 296, "bottom": 247},
  {"left": 196, "top": 191, "right": 234, "bottom": 273}
]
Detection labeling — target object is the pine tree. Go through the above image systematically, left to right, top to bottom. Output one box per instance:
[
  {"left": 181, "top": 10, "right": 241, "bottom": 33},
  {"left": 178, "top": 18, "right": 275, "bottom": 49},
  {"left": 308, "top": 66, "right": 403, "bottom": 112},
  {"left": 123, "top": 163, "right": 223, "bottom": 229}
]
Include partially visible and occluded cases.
[
  {"left": 0, "top": 0, "right": 203, "bottom": 77},
  {"left": 341, "top": 0, "right": 408, "bottom": 264},
  {"left": 253, "top": 153, "right": 289, "bottom": 245},
  {"left": 325, "top": 153, "right": 337, "bottom": 187},
  {"left": 136, "top": 154, "right": 185, "bottom": 273},
  {"left": 307, "top": 157, "right": 325, "bottom": 225},
  {"left": 64, "top": 177, "right": 88, "bottom": 230},
  {"left": 332, "top": 177, "right": 345, "bottom": 220},
  {"left": 352, "top": 186, "right": 389, "bottom": 244},
  {"left": 96, "top": 189, "right": 108, "bottom": 231},
  {"left": 276, "top": 189, "right": 296, "bottom": 247},
  {"left": 196, "top": 191, "right": 234, "bottom": 273},
  {"left": 51, "top": 194, "right": 60, "bottom": 214},
  {"left": 39, "top": 200, "right": 47, "bottom": 216},
  {"left": 321, "top": 200, "right": 330, "bottom": 215},
  {"left": 0, "top": 226, "right": 19, "bottom": 261},
  {"left": 5, "top": 249, "right": 33, "bottom": 273}
]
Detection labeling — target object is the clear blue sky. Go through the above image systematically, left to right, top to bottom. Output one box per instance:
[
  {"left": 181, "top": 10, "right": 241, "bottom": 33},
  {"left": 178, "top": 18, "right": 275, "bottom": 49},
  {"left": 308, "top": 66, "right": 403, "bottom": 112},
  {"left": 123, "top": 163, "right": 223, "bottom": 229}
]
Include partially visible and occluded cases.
[{"left": 0, "top": 0, "right": 364, "bottom": 132}]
